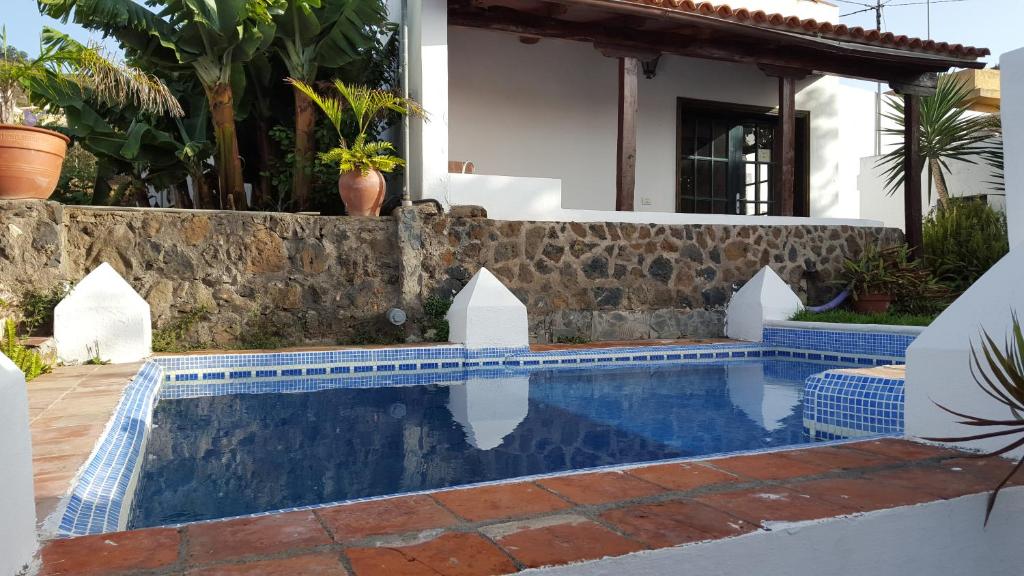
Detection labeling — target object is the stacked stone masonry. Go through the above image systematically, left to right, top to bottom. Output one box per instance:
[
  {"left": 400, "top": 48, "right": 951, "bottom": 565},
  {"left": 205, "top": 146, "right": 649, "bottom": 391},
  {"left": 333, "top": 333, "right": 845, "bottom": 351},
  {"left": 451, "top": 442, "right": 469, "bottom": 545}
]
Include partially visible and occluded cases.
[{"left": 0, "top": 201, "right": 901, "bottom": 345}]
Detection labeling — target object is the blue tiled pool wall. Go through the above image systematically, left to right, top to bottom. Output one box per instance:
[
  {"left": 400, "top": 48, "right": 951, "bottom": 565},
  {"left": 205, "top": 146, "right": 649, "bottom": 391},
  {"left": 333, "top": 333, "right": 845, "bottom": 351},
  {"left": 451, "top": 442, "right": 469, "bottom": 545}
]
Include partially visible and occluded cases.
[
  {"left": 763, "top": 326, "right": 917, "bottom": 360},
  {"left": 59, "top": 361, "right": 165, "bottom": 537},
  {"left": 803, "top": 370, "right": 905, "bottom": 440}
]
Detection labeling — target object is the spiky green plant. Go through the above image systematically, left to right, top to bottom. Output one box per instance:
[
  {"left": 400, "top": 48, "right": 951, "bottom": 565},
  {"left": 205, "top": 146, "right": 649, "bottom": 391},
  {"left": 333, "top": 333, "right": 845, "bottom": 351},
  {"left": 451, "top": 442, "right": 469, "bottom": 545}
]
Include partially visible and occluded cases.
[
  {"left": 288, "top": 78, "right": 422, "bottom": 175},
  {"left": 926, "top": 313, "right": 1024, "bottom": 524},
  {"left": 1, "top": 319, "right": 51, "bottom": 381}
]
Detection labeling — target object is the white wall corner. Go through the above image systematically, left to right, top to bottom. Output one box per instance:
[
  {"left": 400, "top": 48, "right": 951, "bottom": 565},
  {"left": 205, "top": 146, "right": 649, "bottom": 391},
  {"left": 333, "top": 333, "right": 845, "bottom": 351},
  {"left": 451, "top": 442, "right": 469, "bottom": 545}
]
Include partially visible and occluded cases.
[
  {"left": 1002, "top": 47, "right": 1024, "bottom": 250},
  {"left": 905, "top": 249, "right": 1024, "bottom": 456},
  {"left": 54, "top": 262, "right": 153, "bottom": 364},
  {"left": 725, "top": 266, "right": 804, "bottom": 342},
  {"left": 446, "top": 267, "right": 529, "bottom": 349},
  {"left": 0, "top": 353, "right": 38, "bottom": 576}
]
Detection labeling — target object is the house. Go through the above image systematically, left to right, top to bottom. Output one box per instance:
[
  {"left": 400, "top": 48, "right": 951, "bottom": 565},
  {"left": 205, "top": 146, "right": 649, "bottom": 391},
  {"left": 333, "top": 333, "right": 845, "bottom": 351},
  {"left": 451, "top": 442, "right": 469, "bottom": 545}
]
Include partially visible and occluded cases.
[{"left": 396, "top": 0, "right": 988, "bottom": 249}]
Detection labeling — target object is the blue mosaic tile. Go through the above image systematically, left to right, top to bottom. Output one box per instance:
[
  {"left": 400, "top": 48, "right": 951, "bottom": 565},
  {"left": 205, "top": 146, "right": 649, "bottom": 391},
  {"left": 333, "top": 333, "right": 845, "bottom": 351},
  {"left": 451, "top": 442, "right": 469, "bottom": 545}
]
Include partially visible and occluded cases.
[
  {"left": 764, "top": 326, "right": 917, "bottom": 359},
  {"left": 803, "top": 369, "right": 905, "bottom": 439}
]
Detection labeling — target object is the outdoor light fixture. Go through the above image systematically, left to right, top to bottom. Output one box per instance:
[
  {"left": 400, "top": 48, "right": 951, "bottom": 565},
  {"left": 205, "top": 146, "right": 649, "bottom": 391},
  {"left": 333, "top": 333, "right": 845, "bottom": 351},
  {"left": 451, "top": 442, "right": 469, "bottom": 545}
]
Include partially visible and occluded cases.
[{"left": 641, "top": 55, "right": 660, "bottom": 79}]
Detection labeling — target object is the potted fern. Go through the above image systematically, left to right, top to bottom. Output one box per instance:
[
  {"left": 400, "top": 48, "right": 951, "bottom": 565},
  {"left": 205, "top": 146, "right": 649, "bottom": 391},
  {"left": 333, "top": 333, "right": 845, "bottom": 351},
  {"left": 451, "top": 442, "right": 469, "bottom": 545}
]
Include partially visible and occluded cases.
[
  {"left": 0, "top": 27, "right": 181, "bottom": 200},
  {"left": 289, "top": 78, "right": 422, "bottom": 216}
]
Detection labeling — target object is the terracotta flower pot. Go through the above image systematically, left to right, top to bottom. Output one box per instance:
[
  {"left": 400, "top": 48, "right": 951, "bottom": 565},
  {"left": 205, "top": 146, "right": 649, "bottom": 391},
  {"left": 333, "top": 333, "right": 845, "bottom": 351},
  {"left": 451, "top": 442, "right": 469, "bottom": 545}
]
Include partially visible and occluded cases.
[
  {"left": 0, "top": 125, "right": 70, "bottom": 200},
  {"left": 338, "top": 168, "right": 385, "bottom": 216},
  {"left": 852, "top": 292, "right": 892, "bottom": 314}
]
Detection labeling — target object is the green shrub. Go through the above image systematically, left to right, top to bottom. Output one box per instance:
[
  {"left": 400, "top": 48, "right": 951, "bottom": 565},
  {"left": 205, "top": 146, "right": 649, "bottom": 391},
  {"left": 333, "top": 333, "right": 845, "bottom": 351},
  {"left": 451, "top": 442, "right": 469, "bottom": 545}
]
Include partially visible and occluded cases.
[
  {"left": 923, "top": 200, "right": 1009, "bottom": 294},
  {"left": 841, "top": 244, "right": 952, "bottom": 314},
  {"left": 18, "top": 285, "right": 70, "bottom": 336},
  {"left": 422, "top": 296, "right": 452, "bottom": 342},
  {"left": 152, "top": 307, "right": 209, "bottom": 353},
  {"left": 235, "top": 308, "right": 286, "bottom": 351},
  {"left": 790, "top": 309, "right": 936, "bottom": 327},
  {"left": 1, "top": 319, "right": 51, "bottom": 381}
]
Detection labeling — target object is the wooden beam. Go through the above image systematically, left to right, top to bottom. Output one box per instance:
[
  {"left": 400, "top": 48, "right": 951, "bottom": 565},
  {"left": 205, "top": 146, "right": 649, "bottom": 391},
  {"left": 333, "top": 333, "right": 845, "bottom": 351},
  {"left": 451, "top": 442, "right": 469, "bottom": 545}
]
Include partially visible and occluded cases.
[
  {"left": 616, "top": 57, "right": 638, "bottom": 211},
  {"left": 775, "top": 75, "right": 797, "bottom": 216},
  {"left": 903, "top": 93, "right": 924, "bottom": 259}
]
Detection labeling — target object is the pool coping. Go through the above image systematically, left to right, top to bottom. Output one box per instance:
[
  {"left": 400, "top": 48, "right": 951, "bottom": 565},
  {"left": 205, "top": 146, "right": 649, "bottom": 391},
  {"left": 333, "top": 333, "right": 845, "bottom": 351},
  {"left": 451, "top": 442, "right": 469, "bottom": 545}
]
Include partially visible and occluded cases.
[{"left": 53, "top": 338, "right": 912, "bottom": 538}]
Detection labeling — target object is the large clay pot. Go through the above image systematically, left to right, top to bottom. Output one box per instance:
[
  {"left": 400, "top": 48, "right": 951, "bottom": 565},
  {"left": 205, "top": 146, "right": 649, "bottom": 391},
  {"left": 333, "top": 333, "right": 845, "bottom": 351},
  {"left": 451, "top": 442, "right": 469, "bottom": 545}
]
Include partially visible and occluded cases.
[
  {"left": 0, "top": 125, "right": 70, "bottom": 200},
  {"left": 338, "top": 168, "right": 385, "bottom": 216},
  {"left": 852, "top": 292, "right": 892, "bottom": 314}
]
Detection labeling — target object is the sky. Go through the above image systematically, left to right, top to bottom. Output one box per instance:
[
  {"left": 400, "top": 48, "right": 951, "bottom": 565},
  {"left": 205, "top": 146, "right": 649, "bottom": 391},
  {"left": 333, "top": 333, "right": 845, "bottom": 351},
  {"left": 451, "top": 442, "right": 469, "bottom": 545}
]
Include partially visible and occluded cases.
[{"left": 3, "top": 0, "right": 1022, "bottom": 63}]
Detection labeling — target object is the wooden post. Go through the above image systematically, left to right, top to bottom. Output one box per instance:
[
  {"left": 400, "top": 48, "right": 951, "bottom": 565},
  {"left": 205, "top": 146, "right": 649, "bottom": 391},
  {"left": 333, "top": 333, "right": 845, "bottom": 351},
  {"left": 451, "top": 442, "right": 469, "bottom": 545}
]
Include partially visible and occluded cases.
[
  {"left": 616, "top": 57, "right": 638, "bottom": 211},
  {"left": 775, "top": 75, "right": 796, "bottom": 216},
  {"left": 903, "top": 93, "right": 924, "bottom": 260}
]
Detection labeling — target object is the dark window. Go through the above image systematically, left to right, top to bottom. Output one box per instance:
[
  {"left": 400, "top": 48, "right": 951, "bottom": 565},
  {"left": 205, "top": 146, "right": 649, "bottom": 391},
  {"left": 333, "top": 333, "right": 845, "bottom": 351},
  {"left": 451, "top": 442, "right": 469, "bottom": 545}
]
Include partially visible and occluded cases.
[{"left": 677, "top": 99, "right": 809, "bottom": 216}]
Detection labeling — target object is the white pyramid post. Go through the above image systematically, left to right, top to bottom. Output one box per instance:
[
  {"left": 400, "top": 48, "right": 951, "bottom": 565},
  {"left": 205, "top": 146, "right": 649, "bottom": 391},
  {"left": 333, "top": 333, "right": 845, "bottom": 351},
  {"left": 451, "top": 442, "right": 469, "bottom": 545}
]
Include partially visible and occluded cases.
[
  {"left": 54, "top": 263, "right": 152, "bottom": 364},
  {"left": 725, "top": 266, "right": 804, "bottom": 342},
  {"left": 446, "top": 267, "right": 529, "bottom": 349},
  {"left": 0, "top": 353, "right": 37, "bottom": 576},
  {"left": 448, "top": 373, "right": 529, "bottom": 450}
]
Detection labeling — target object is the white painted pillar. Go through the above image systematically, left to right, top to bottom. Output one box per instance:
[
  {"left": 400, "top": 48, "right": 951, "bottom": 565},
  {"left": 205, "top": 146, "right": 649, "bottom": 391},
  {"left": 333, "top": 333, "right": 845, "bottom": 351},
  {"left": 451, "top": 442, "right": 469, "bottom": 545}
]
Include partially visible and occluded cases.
[
  {"left": 407, "top": 0, "right": 450, "bottom": 203},
  {"left": 1002, "top": 48, "right": 1024, "bottom": 249},
  {"left": 0, "top": 353, "right": 37, "bottom": 576}
]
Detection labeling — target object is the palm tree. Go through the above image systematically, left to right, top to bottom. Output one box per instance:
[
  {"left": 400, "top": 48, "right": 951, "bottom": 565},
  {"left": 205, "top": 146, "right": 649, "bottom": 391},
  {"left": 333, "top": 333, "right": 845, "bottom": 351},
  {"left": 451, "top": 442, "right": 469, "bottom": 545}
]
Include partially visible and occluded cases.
[
  {"left": 40, "top": 0, "right": 285, "bottom": 209},
  {"left": 272, "top": 0, "right": 387, "bottom": 210},
  {"left": 0, "top": 26, "right": 181, "bottom": 125},
  {"left": 877, "top": 74, "right": 1002, "bottom": 208}
]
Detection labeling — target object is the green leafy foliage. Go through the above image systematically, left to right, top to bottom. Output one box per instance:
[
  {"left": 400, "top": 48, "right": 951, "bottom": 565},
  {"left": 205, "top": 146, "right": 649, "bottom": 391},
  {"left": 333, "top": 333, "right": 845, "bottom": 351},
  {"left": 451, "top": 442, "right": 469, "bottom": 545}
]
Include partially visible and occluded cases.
[
  {"left": 321, "top": 136, "right": 402, "bottom": 174},
  {"left": 53, "top": 143, "right": 98, "bottom": 204},
  {"left": 923, "top": 200, "right": 1009, "bottom": 294},
  {"left": 841, "top": 244, "right": 952, "bottom": 314},
  {"left": 17, "top": 285, "right": 70, "bottom": 336},
  {"left": 421, "top": 296, "right": 451, "bottom": 342},
  {"left": 152, "top": 307, "right": 210, "bottom": 353},
  {"left": 235, "top": 308, "right": 286, "bottom": 350},
  {"left": 789, "top": 309, "right": 936, "bottom": 327},
  {"left": 925, "top": 312, "right": 1024, "bottom": 524},
  {"left": 1, "top": 319, "right": 51, "bottom": 381}
]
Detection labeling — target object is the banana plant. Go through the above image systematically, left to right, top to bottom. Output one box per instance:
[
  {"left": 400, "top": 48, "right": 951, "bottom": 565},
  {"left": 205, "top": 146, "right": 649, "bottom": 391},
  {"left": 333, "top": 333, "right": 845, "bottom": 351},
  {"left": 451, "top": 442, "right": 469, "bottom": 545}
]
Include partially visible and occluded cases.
[
  {"left": 39, "top": 0, "right": 286, "bottom": 209},
  {"left": 272, "top": 0, "right": 387, "bottom": 210}
]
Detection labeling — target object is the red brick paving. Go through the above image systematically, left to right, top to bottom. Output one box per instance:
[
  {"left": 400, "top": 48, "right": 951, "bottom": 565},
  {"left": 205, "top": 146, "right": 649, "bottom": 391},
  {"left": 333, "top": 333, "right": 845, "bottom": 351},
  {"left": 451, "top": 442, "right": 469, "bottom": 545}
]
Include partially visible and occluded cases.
[
  {"left": 38, "top": 439, "right": 1019, "bottom": 576},
  {"left": 537, "top": 471, "right": 665, "bottom": 505},
  {"left": 432, "top": 482, "right": 571, "bottom": 522},
  {"left": 317, "top": 495, "right": 458, "bottom": 540},
  {"left": 186, "top": 510, "right": 332, "bottom": 564},
  {"left": 489, "top": 517, "right": 646, "bottom": 569},
  {"left": 346, "top": 533, "right": 516, "bottom": 576}
]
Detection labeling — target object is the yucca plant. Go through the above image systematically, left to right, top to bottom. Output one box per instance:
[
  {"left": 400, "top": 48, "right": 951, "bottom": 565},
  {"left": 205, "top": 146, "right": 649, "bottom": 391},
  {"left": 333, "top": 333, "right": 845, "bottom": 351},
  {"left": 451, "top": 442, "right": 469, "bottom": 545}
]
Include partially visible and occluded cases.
[
  {"left": 877, "top": 74, "right": 1002, "bottom": 207},
  {"left": 926, "top": 313, "right": 1024, "bottom": 523},
  {"left": 1, "top": 319, "right": 52, "bottom": 382}
]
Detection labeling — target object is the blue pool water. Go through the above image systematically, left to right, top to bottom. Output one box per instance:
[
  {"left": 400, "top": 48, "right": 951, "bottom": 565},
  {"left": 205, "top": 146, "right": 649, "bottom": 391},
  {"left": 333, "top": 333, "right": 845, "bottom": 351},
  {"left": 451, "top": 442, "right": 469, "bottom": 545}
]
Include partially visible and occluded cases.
[{"left": 128, "top": 359, "right": 843, "bottom": 528}]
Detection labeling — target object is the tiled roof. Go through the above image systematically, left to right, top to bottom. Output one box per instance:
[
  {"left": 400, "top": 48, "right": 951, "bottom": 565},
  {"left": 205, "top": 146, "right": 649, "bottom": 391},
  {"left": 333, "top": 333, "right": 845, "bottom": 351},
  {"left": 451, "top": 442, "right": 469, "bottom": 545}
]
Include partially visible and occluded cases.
[{"left": 628, "top": 0, "right": 990, "bottom": 59}]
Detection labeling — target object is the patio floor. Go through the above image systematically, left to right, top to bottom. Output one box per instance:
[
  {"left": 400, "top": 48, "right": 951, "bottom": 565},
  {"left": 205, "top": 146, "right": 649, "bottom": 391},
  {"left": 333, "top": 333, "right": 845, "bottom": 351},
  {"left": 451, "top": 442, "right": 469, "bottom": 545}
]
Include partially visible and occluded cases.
[{"left": 25, "top": 347, "right": 1021, "bottom": 575}]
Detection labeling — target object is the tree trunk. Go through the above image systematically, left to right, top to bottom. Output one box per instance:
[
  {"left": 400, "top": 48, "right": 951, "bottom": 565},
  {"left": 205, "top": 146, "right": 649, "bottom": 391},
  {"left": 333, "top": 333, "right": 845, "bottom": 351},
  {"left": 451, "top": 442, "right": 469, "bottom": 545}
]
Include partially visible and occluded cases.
[
  {"left": 206, "top": 82, "right": 246, "bottom": 210},
  {"left": 292, "top": 87, "right": 316, "bottom": 212},
  {"left": 253, "top": 114, "right": 274, "bottom": 211},
  {"left": 929, "top": 157, "right": 950, "bottom": 208},
  {"left": 91, "top": 159, "right": 114, "bottom": 205},
  {"left": 191, "top": 165, "right": 215, "bottom": 209},
  {"left": 133, "top": 179, "right": 151, "bottom": 207}
]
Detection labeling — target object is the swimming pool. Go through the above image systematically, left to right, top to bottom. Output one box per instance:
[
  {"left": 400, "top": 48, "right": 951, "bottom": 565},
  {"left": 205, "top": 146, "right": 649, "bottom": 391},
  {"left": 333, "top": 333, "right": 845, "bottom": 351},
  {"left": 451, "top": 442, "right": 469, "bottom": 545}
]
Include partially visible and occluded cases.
[
  {"left": 58, "top": 332, "right": 910, "bottom": 537},
  {"left": 127, "top": 359, "right": 836, "bottom": 529}
]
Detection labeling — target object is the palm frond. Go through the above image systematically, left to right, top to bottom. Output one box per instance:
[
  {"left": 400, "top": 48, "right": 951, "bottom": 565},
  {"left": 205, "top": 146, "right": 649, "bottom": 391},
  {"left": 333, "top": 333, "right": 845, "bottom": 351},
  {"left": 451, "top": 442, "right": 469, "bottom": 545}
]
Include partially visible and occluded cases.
[{"left": 288, "top": 77, "right": 344, "bottom": 135}]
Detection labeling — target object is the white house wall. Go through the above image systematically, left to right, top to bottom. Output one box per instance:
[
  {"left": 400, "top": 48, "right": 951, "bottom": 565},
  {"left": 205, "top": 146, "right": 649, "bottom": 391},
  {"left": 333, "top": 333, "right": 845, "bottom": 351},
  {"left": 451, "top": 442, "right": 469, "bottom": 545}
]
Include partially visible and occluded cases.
[{"left": 448, "top": 27, "right": 846, "bottom": 217}]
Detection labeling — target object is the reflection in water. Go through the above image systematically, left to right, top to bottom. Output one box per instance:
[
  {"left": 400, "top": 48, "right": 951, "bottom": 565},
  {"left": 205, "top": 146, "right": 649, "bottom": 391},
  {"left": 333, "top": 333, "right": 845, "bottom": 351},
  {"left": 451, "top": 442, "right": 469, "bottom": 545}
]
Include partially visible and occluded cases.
[{"left": 129, "top": 360, "right": 836, "bottom": 529}]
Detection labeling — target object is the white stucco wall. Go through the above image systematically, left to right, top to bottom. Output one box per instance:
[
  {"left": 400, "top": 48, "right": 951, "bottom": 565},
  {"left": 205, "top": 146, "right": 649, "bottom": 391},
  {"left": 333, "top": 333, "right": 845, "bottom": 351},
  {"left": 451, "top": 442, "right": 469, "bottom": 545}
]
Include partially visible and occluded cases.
[
  {"left": 407, "top": 0, "right": 449, "bottom": 202},
  {"left": 447, "top": 27, "right": 846, "bottom": 217},
  {"left": 1003, "top": 48, "right": 1024, "bottom": 248},
  {"left": 0, "top": 353, "right": 37, "bottom": 576},
  {"left": 528, "top": 489, "right": 1024, "bottom": 576}
]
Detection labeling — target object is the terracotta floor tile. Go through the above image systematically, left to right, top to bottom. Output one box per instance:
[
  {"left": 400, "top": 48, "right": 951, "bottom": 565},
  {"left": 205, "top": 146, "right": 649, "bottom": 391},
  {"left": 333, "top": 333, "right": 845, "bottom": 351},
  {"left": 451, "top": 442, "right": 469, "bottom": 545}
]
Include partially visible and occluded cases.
[
  {"left": 845, "top": 439, "right": 964, "bottom": 461},
  {"left": 780, "top": 445, "right": 898, "bottom": 471},
  {"left": 707, "top": 451, "right": 833, "bottom": 481},
  {"left": 33, "top": 453, "right": 89, "bottom": 477},
  {"left": 942, "top": 457, "right": 1024, "bottom": 487},
  {"left": 626, "top": 462, "right": 741, "bottom": 492},
  {"left": 863, "top": 465, "right": 997, "bottom": 499},
  {"left": 538, "top": 471, "right": 665, "bottom": 505},
  {"left": 786, "top": 477, "right": 939, "bottom": 512},
  {"left": 432, "top": 483, "right": 571, "bottom": 522},
  {"left": 694, "top": 487, "right": 852, "bottom": 526},
  {"left": 317, "top": 495, "right": 458, "bottom": 541},
  {"left": 600, "top": 500, "right": 755, "bottom": 548},
  {"left": 186, "top": 510, "right": 332, "bottom": 564},
  {"left": 491, "top": 517, "right": 645, "bottom": 569},
  {"left": 40, "top": 527, "right": 180, "bottom": 576},
  {"left": 346, "top": 532, "right": 516, "bottom": 576},
  {"left": 189, "top": 553, "right": 348, "bottom": 575}
]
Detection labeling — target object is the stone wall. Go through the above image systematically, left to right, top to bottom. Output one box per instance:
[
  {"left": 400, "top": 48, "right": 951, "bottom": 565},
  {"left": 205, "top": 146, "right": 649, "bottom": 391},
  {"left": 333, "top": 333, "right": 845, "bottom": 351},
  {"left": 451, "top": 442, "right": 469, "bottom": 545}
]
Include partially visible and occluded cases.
[{"left": 0, "top": 200, "right": 901, "bottom": 346}]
